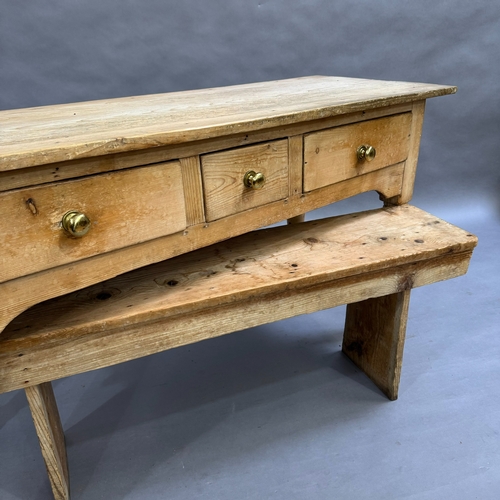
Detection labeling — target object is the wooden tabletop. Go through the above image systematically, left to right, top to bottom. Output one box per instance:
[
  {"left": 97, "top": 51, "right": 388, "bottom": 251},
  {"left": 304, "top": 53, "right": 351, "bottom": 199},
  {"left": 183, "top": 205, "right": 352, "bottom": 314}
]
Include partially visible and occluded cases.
[{"left": 0, "top": 76, "right": 455, "bottom": 171}]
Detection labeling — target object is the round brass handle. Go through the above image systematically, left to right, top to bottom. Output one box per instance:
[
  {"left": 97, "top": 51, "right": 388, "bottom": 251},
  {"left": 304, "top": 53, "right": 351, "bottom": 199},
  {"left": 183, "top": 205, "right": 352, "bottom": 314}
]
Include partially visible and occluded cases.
[
  {"left": 356, "top": 144, "right": 376, "bottom": 162},
  {"left": 243, "top": 170, "right": 266, "bottom": 190},
  {"left": 61, "top": 210, "right": 91, "bottom": 237}
]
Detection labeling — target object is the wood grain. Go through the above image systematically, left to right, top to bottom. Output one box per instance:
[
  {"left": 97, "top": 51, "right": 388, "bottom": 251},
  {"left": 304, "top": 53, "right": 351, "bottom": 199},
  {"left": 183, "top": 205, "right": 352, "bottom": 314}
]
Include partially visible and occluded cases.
[
  {"left": 0, "top": 76, "right": 456, "bottom": 172},
  {"left": 397, "top": 101, "right": 426, "bottom": 204},
  {"left": 0, "top": 103, "right": 414, "bottom": 192},
  {"left": 303, "top": 113, "right": 412, "bottom": 191},
  {"left": 288, "top": 135, "right": 303, "bottom": 197},
  {"left": 201, "top": 139, "right": 289, "bottom": 221},
  {"left": 180, "top": 156, "right": 205, "bottom": 226},
  {"left": 0, "top": 161, "right": 187, "bottom": 283},
  {"left": 0, "top": 164, "right": 405, "bottom": 334},
  {"left": 0, "top": 205, "right": 476, "bottom": 394},
  {"left": 0, "top": 253, "right": 471, "bottom": 396},
  {"left": 343, "top": 290, "right": 411, "bottom": 400},
  {"left": 25, "top": 383, "right": 69, "bottom": 500}
]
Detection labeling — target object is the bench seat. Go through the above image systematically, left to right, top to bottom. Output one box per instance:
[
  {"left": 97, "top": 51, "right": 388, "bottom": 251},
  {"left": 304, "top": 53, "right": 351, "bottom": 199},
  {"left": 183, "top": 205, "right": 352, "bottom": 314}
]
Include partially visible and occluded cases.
[
  {"left": 0, "top": 204, "right": 477, "bottom": 500},
  {"left": 1, "top": 204, "right": 476, "bottom": 396}
]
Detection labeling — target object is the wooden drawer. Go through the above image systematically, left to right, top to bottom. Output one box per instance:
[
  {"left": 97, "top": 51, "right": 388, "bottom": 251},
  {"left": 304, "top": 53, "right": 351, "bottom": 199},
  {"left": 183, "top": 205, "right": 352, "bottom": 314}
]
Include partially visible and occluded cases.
[
  {"left": 303, "top": 113, "right": 412, "bottom": 192},
  {"left": 201, "top": 140, "right": 289, "bottom": 222},
  {"left": 0, "top": 162, "right": 186, "bottom": 283}
]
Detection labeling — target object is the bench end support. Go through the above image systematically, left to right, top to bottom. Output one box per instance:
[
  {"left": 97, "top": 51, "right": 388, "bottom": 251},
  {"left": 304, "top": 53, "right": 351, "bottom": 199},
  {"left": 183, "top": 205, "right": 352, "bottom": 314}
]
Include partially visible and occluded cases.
[
  {"left": 343, "top": 289, "right": 411, "bottom": 401},
  {"left": 25, "top": 382, "right": 70, "bottom": 500}
]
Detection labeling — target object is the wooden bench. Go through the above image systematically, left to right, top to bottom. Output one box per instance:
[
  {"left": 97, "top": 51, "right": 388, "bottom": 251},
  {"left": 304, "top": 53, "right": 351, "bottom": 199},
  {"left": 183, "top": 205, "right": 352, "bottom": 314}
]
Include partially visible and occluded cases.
[{"left": 0, "top": 204, "right": 476, "bottom": 500}]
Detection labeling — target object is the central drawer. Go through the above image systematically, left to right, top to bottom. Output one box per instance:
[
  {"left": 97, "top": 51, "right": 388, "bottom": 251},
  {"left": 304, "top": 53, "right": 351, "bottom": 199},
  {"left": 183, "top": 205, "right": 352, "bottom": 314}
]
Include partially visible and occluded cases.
[
  {"left": 201, "top": 140, "right": 289, "bottom": 222},
  {"left": 0, "top": 161, "right": 187, "bottom": 283}
]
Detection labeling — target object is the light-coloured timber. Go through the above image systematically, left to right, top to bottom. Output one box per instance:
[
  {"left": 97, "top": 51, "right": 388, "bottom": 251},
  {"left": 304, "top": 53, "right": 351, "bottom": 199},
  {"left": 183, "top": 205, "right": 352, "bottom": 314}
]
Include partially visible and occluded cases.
[
  {"left": 0, "top": 77, "right": 455, "bottom": 172},
  {"left": 0, "top": 77, "right": 466, "bottom": 500},
  {"left": 394, "top": 101, "right": 426, "bottom": 204},
  {"left": 0, "top": 102, "right": 414, "bottom": 192},
  {"left": 303, "top": 113, "right": 412, "bottom": 191},
  {"left": 287, "top": 135, "right": 303, "bottom": 197},
  {"left": 201, "top": 139, "right": 289, "bottom": 221},
  {"left": 180, "top": 156, "right": 205, "bottom": 226},
  {"left": 0, "top": 161, "right": 186, "bottom": 283},
  {"left": 0, "top": 164, "right": 405, "bottom": 334},
  {"left": 0, "top": 205, "right": 477, "bottom": 394},
  {"left": 344, "top": 290, "right": 411, "bottom": 400},
  {"left": 25, "top": 383, "right": 69, "bottom": 500}
]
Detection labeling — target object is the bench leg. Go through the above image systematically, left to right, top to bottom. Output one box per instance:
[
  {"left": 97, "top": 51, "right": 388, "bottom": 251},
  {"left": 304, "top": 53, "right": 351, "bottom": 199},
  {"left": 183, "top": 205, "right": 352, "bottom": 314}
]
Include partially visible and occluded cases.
[
  {"left": 342, "top": 289, "right": 411, "bottom": 400},
  {"left": 25, "top": 382, "right": 70, "bottom": 500}
]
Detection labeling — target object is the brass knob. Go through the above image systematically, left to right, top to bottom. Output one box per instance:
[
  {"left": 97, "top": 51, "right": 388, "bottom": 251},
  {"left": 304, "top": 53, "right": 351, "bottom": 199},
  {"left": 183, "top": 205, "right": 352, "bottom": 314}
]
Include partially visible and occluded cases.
[
  {"left": 356, "top": 144, "right": 376, "bottom": 162},
  {"left": 243, "top": 170, "right": 266, "bottom": 190},
  {"left": 61, "top": 210, "right": 91, "bottom": 237}
]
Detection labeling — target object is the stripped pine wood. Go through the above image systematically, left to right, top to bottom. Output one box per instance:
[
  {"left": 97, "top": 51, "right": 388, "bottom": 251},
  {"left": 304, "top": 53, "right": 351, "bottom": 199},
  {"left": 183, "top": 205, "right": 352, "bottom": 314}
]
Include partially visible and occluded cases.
[
  {"left": 0, "top": 77, "right": 455, "bottom": 172},
  {"left": 0, "top": 77, "right": 466, "bottom": 500},
  {"left": 397, "top": 101, "right": 426, "bottom": 204},
  {"left": 0, "top": 102, "right": 414, "bottom": 192},
  {"left": 303, "top": 113, "right": 412, "bottom": 191},
  {"left": 288, "top": 135, "right": 303, "bottom": 197},
  {"left": 201, "top": 139, "right": 289, "bottom": 221},
  {"left": 180, "top": 156, "right": 205, "bottom": 226},
  {"left": 0, "top": 161, "right": 187, "bottom": 283},
  {"left": 0, "top": 165, "right": 405, "bottom": 335},
  {"left": 0, "top": 205, "right": 476, "bottom": 394},
  {"left": 287, "top": 214, "right": 305, "bottom": 224},
  {"left": 0, "top": 253, "right": 472, "bottom": 395},
  {"left": 344, "top": 290, "right": 411, "bottom": 400},
  {"left": 25, "top": 383, "right": 69, "bottom": 500}
]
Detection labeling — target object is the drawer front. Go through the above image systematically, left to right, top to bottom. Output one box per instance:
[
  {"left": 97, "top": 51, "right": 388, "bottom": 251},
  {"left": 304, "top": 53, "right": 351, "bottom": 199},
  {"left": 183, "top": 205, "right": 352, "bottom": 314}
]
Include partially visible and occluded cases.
[
  {"left": 303, "top": 113, "right": 412, "bottom": 192},
  {"left": 201, "top": 140, "right": 289, "bottom": 222},
  {"left": 0, "top": 162, "right": 186, "bottom": 283}
]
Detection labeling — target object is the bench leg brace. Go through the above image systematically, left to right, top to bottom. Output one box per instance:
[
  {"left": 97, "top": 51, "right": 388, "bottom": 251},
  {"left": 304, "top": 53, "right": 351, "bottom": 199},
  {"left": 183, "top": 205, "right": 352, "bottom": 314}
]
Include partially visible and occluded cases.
[
  {"left": 343, "top": 289, "right": 411, "bottom": 400},
  {"left": 25, "top": 382, "right": 70, "bottom": 500}
]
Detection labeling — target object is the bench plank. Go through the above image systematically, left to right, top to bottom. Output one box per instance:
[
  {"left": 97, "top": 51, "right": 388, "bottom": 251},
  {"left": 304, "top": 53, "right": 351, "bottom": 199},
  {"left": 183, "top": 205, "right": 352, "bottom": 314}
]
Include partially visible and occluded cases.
[{"left": 0, "top": 205, "right": 476, "bottom": 394}]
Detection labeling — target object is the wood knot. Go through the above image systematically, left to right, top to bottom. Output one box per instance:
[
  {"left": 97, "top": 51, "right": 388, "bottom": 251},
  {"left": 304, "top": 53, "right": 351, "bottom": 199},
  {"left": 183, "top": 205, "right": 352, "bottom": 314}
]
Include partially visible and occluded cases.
[
  {"left": 25, "top": 198, "right": 38, "bottom": 215},
  {"left": 304, "top": 237, "right": 319, "bottom": 245},
  {"left": 398, "top": 274, "right": 415, "bottom": 291},
  {"left": 86, "top": 287, "right": 122, "bottom": 301},
  {"left": 345, "top": 341, "right": 364, "bottom": 357}
]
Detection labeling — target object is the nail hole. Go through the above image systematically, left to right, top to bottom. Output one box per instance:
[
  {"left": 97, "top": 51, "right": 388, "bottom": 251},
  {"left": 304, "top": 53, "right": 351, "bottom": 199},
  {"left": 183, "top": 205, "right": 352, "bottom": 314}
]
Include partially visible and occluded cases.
[
  {"left": 379, "top": 237, "right": 388, "bottom": 241},
  {"left": 414, "top": 239, "right": 424, "bottom": 243},
  {"left": 291, "top": 263, "right": 298, "bottom": 267}
]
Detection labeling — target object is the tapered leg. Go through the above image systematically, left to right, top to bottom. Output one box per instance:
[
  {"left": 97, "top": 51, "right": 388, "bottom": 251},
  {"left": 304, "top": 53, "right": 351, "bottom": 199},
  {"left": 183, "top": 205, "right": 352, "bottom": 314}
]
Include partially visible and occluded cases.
[
  {"left": 287, "top": 214, "right": 305, "bottom": 224},
  {"left": 343, "top": 290, "right": 411, "bottom": 400},
  {"left": 25, "top": 382, "right": 70, "bottom": 500}
]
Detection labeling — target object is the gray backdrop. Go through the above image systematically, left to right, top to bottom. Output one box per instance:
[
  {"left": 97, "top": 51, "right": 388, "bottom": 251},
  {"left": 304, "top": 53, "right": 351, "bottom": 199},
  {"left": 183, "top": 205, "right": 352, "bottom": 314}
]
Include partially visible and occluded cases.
[
  {"left": 1, "top": 0, "right": 499, "bottom": 206},
  {"left": 1, "top": 2, "right": 499, "bottom": 500}
]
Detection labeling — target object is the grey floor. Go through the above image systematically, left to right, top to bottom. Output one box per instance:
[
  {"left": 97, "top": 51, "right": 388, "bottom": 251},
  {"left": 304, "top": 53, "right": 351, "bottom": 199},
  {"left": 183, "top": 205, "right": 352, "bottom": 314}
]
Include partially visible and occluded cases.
[{"left": 1, "top": 194, "right": 499, "bottom": 500}]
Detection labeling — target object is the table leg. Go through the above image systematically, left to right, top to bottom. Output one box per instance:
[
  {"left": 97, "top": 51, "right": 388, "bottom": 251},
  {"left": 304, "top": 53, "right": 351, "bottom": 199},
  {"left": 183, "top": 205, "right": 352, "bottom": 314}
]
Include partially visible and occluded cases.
[
  {"left": 287, "top": 214, "right": 305, "bottom": 224},
  {"left": 342, "top": 289, "right": 411, "bottom": 400},
  {"left": 25, "top": 382, "right": 70, "bottom": 500}
]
